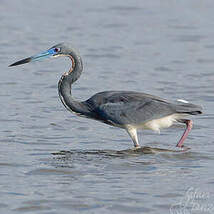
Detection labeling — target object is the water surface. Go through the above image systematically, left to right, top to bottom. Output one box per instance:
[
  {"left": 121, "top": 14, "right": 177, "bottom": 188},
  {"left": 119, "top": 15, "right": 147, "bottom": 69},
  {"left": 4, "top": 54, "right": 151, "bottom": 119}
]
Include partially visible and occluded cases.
[{"left": 0, "top": 0, "right": 214, "bottom": 213}]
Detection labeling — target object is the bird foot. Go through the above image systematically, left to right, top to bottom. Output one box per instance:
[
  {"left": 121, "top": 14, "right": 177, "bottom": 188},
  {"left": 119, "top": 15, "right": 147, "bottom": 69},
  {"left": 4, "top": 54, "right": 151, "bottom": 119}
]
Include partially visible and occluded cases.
[
  {"left": 174, "top": 145, "right": 191, "bottom": 152},
  {"left": 131, "top": 146, "right": 159, "bottom": 154}
]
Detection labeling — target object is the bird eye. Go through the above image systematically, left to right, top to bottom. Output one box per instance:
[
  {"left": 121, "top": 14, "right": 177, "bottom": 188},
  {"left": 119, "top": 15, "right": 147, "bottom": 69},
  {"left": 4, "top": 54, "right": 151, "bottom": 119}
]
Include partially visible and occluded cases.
[{"left": 54, "top": 48, "right": 60, "bottom": 52}]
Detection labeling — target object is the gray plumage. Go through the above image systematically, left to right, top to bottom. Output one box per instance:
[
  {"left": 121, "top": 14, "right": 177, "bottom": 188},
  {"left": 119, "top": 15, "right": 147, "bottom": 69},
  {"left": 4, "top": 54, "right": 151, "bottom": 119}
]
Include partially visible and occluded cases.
[
  {"left": 9, "top": 43, "right": 202, "bottom": 149},
  {"left": 85, "top": 91, "right": 201, "bottom": 126}
]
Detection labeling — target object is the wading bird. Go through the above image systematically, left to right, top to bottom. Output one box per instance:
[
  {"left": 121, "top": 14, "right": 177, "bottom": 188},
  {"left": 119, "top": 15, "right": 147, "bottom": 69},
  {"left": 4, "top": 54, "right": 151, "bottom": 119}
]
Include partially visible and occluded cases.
[{"left": 9, "top": 43, "right": 202, "bottom": 150}]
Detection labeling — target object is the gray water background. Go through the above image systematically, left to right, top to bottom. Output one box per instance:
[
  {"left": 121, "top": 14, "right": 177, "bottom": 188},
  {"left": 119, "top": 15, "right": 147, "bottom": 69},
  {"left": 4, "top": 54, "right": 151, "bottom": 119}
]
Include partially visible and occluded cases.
[{"left": 0, "top": 0, "right": 214, "bottom": 213}]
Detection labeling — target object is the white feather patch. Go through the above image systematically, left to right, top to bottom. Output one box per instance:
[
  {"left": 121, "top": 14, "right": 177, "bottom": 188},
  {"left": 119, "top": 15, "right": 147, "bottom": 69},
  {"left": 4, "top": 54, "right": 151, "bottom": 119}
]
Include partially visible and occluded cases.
[
  {"left": 177, "top": 99, "right": 189, "bottom": 103},
  {"left": 133, "top": 114, "right": 184, "bottom": 133}
]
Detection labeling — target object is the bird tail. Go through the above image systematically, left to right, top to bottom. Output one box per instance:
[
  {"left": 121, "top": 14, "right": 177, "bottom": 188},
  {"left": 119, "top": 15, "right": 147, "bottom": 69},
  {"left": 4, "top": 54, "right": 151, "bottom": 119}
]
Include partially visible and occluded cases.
[{"left": 174, "top": 101, "right": 202, "bottom": 115}]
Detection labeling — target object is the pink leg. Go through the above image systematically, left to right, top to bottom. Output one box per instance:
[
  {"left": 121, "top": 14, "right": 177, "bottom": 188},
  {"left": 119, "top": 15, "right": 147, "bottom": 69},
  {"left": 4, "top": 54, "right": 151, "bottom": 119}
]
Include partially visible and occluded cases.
[{"left": 176, "top": 120, "right": 193, "bottom": 148}]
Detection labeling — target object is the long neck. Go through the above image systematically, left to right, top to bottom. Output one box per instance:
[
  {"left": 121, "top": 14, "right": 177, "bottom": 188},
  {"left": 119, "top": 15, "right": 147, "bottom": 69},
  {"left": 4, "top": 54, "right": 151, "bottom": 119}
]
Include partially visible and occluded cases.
[{"left": 58, "top": 51, "right": 89, "bottom": 116}]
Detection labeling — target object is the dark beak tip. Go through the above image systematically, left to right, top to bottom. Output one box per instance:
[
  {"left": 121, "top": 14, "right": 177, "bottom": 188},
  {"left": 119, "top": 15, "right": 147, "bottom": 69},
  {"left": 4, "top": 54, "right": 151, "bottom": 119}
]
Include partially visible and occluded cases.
[
  {"left": 8, "top": 57, "right": 32, "bottom": 67},
  {"left": 8, "top": 63, "right": 16, "bottom": 67}
]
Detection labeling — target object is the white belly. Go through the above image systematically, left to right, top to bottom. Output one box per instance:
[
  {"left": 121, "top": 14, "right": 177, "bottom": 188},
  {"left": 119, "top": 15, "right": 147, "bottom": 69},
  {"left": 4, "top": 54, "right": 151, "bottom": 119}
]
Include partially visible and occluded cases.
[{"left": 136, "top": 114, "right": 185, "bottom": 133}]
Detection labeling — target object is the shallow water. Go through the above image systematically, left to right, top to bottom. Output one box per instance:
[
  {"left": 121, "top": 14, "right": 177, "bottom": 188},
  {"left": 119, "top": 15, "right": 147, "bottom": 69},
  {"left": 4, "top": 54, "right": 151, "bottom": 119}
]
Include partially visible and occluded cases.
[{"left": 1, "top": 0, "right": 214, "bottom": 213}]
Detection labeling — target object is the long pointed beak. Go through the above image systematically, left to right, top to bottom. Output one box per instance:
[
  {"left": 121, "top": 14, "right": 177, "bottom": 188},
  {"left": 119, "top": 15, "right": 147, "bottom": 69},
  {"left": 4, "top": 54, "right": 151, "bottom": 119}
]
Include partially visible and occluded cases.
[{"left": 9, "top": 49, "right": 56, "bottom": 67}]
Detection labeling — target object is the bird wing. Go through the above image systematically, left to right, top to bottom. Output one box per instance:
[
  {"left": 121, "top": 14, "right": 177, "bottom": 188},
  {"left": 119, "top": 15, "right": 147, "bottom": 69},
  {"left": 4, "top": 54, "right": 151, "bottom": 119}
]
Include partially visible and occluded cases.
[{"left": 86, "top": 91, "right": 175, "bottom": 126}]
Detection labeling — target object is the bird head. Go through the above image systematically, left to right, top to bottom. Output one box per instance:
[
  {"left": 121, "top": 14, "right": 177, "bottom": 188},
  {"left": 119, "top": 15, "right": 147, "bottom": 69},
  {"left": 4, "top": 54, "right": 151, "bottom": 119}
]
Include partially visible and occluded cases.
[{"left": 9, "top": 43, "right": 71, "bottom": 67}]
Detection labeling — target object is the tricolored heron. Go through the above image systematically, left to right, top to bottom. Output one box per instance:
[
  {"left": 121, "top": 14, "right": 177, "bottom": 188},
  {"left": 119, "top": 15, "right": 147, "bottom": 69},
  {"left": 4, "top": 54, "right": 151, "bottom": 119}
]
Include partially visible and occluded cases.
[{"left": 9, "top": 43, "right": 202, "bottom": 149}]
